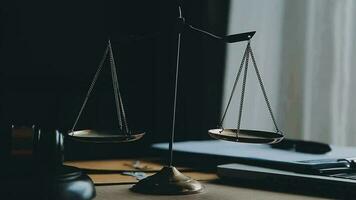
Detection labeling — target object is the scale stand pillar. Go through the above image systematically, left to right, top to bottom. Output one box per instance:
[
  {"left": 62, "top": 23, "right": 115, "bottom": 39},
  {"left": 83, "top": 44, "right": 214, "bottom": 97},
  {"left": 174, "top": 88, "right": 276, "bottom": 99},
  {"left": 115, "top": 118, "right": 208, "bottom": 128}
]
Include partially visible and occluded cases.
[{"left": 131, "top": 5, "right": 204, "bottom": 195}]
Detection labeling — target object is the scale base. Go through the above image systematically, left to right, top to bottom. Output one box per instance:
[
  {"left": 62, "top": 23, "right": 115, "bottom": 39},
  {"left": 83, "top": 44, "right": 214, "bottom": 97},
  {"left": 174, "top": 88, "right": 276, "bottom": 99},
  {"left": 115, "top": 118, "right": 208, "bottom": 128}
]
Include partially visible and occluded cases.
[
  {"left": 51, "top": 165, "right": 96, "bottom": 200},
  {"left": 131, "top": 166, "right": 204, "bottom": 195}
]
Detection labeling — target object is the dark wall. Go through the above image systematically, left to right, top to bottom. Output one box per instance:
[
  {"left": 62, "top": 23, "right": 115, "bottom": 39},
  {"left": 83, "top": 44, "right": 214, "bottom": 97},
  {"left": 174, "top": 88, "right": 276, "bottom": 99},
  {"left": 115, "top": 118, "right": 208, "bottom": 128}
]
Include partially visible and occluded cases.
[{"left": 0, "top": 0, "right": 229, "bottom": 158}]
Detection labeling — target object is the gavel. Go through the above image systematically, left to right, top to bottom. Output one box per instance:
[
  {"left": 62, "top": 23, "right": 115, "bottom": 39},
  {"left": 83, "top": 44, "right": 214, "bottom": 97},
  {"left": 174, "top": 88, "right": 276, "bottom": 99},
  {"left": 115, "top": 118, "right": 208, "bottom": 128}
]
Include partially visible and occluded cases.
[{"left": 1, "top": 125, "right": 95, "bottom": 200}]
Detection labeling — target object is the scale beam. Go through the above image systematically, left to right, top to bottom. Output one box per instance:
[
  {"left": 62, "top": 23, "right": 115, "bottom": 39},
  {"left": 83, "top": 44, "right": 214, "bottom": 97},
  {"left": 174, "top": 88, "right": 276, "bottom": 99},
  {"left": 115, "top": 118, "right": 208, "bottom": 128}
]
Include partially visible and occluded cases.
[
  {"left": 186, "top": 24, "right": 255, "bottom": 43},
  {"left": 224, "top": 31, "right": 256, "bottom": 43}
]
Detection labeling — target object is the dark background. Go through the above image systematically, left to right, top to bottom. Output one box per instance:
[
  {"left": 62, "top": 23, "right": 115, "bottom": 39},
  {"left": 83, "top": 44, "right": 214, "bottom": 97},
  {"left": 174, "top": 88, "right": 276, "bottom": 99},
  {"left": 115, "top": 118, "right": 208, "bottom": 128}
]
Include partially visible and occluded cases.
[{"left": 0, "top": 0, "right": 230, "bottom": 159}]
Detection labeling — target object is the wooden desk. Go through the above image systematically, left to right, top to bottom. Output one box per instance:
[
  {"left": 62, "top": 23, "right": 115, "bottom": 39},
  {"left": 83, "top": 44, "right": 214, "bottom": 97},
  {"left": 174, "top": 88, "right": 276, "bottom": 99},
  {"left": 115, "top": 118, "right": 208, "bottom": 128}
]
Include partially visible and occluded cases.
[
  {"left": 65, "top": 159, "right": 328, "bottom": 200},
  {"left": 65, "top": 159, "right": 217, "bottom": 184},
  {"left": 95, "top": 183, "right": 325, "bottom": 200}
]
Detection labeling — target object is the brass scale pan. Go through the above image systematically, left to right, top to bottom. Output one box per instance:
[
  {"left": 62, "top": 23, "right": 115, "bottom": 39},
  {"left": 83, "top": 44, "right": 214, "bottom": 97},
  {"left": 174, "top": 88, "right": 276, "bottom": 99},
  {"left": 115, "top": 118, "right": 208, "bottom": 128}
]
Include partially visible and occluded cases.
[
  {"left": 208, "top": 129, "right": 283, "bottom": 144},
  {"left": 67, "top": 130, "right": 145, "bottom": 143}
]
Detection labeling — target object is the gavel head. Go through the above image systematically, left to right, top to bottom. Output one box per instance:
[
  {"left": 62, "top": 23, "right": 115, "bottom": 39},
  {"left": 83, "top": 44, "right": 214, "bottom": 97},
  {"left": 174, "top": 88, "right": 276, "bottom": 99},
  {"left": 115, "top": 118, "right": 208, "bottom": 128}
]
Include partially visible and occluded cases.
[{"left": 34, "top": 128, "right": 64, "bottom": 171}]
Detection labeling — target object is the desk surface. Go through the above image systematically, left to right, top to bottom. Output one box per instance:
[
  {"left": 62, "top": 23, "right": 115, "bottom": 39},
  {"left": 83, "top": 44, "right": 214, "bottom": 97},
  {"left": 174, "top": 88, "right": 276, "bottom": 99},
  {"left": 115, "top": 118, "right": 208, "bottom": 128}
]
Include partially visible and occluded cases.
[
  {"left": 65, "top": 159, "right": 331, "bottom": 199},
  {"left": 65, "top": 159, "right": 217, "bottom": 184},
  {"left": 95, "top": 183, "right": 325, "bottom": 200}
]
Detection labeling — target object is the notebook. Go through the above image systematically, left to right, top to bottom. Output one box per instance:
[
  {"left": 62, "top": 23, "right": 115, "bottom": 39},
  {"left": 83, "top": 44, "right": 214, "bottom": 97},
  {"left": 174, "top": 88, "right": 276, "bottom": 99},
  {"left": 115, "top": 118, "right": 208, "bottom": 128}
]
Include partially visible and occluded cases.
[
  {"left": 152, "top": 140, "right": 356, "bottom": 175},
  {"left": 153, "top": 140, "right": 356, "bottom": 196}
]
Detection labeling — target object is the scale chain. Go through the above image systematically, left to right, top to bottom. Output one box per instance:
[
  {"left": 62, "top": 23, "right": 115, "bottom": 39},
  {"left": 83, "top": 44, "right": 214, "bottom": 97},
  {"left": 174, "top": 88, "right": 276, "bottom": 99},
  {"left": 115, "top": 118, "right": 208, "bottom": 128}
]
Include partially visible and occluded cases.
[
  {"left": 71, "top": 40, "right": 130, "bottom": 135},
  {"left": 108, "top": 41, "right": 130, "bottom": 134},
  {"left": 218, "top": 41, "right": 281, "bottom": 135},
  {"left": 109, "top": 42, "right": 123, "bottom": 130},
  {"left": 236, "top": 42, "right": 250, "bottom": 135},
  {"left": 71, "top": 44, "right": 109, "bottom": 134},
  {"left": 248, "top": 44, "right": 280, "bottom": 133},
  {"left": 219, "top": 45, "right": 248, "bottom": 128},
  {"left": 110, "top": 55, "right": 130, "bottom": 134},
  {"left": 119, "top": 90, "right": 130, "bottom": 134}
]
